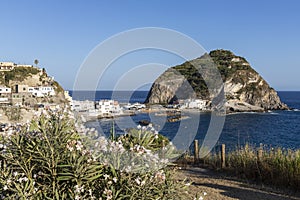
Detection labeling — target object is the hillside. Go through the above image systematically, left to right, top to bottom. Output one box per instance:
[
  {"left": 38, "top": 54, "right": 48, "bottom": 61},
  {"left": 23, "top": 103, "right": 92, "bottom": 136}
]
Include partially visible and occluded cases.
[
  {"left": 145, "top": 50, "right": 288, "bottom": 111},
  {"left": 0, "top": 66, "right": 65, "bottom": 106},
  {"left": 1, "top": 67, "right": 62, "bottom": 90}
]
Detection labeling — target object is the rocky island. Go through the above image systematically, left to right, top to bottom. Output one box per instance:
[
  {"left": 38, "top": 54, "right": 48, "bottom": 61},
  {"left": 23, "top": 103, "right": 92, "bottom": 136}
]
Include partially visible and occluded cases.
[{"left": 145, "top": 50, "right": 288, "bottom": 112}]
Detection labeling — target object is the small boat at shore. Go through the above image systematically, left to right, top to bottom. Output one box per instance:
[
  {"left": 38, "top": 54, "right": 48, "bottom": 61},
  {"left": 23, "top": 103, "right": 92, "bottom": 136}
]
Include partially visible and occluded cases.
[
  {"left": 167, "top": 115, "right": 189, "bottom": 123},
  {"left": 138, "top": 120, "right": 150, "bottom": 126}
]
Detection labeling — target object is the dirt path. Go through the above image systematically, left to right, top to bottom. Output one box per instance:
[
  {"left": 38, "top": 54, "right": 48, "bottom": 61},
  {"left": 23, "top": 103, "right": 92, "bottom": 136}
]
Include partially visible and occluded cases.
[{"left": 177, "top": 167, "right": 300, "bottom": 200}]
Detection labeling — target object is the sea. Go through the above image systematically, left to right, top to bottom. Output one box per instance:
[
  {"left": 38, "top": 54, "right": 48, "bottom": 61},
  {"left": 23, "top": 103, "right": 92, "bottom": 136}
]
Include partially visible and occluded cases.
[{"left": 70, "top": 91, "right": 300, "bottom": 151}]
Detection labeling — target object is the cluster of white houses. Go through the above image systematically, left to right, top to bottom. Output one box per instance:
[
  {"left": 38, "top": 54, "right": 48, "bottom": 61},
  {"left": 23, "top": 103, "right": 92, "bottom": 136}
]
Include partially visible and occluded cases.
[
  {"left": 0, "top": 62, "right": 55, "bottom": 106},
  {"left": 0, "top": 84, "right": 55, "bottom": 106},
  {"left": 71, "top": 98, "right": 209, "bottom": 119},
  {"left": 71, "top": 99, "right": 124, "bottom": 117},
  {"left": 180, "top": 99, "right": 208, "bottom": 110}
]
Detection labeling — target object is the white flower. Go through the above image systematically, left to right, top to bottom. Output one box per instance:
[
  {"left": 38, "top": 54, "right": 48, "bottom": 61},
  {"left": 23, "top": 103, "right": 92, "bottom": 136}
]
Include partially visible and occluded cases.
[
  {"left": 137, "top": 125, "right": 142, "bottom": 129},
  {"left": 97, "top": 137, "right": 108, "bottom": 152},
  {"left": 76, "top": 141, "right": 83, "bottom": 151},
  {"left": 67, "top": 145, "right": 74, "bottom": 152},
  {"left": 82, "top": 149, "right": 87, "bottom": 155},
  {"left": 125, "top": 166, "right": 132, "bottom": 173},
  {"left": 154, "top": 170, "right": 166, "bottom": 182},
  {"left": 13, "top": 172, "right": 18, "bottom": 177},
  {"left": 103, "top": 174, "right": 110, "bottom": 180},
  {"left": 113, "top": 177, "right": 117, "bottom": 183},
  {"left": 135, "top": 178, "right": 141, "bottom": 185},
  {"left": 185, "top": 182, "right": 191, "bottom": 186},
  {"left": 3, "top": 185, "right": 8, "bottom": 190},
  {"left": 74, "top": 185, "right": 84, "bottom": 194},
  {"left": 103, "top": 188, "right": 112, "bottom": 196},
  {"left": 203, "top": 192, "right": 207, "bottom": 196},
  {"left": 75, "top": 195, "right": 81, "bottom": 200}
]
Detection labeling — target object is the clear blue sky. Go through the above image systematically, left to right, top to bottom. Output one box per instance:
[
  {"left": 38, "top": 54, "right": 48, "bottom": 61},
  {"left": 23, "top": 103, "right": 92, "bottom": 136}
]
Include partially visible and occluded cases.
[{"left": 1, "top": 0, "right": 299, "bottom": 91}]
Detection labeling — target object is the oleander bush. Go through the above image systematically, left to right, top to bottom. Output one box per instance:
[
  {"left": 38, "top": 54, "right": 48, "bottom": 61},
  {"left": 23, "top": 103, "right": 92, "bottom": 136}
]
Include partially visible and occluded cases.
[{"left": 0, "top": 109, "right": 187, "bottom": 199}]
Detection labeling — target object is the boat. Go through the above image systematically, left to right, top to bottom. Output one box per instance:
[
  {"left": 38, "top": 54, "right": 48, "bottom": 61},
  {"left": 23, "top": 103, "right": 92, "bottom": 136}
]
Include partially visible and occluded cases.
[{"left": 138, "top": 120, "right": 151, "bottom": 126}]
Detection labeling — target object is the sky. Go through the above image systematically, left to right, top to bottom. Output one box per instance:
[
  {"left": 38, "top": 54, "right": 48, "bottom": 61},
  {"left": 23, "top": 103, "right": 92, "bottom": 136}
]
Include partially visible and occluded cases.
[{"left": 0, "top": 0, "right": 299, "bottom": 91}]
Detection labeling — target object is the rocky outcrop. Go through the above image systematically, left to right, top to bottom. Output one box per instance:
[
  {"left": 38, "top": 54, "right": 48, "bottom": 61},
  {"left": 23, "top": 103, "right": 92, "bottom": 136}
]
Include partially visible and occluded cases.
[
  {"left": 145, "top": 49, "right": 288, "bottom": 111},
  {"left": 145, "top": 68, "right": 196, "bottom": 104}
]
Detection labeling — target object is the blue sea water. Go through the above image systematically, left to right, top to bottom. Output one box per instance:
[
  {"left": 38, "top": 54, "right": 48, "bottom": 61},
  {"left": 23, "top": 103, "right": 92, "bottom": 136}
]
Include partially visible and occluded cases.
[
  {"left": 70, "top": 90, "right": 148, "bottom": 103},
  {"left": 72, "top": 91, "right": 300, "bottom": 150}
]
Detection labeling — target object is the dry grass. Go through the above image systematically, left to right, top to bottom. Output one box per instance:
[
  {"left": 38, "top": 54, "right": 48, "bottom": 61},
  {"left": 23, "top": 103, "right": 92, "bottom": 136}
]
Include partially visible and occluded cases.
[{"left": 176, "top": 144, "right": 300, "bottom": 191}]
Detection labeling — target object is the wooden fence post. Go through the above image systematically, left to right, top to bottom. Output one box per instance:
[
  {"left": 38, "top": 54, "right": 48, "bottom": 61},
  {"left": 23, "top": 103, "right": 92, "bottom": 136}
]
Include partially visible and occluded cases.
[
  {"left": 194, "top": 140, "right": 199, "bottom": 164},
  {"left": 221, "top": 144, "right": 226, "bottom": 168},
  {"left": 257, "top": 147, "right": 263, "bottom": 162}
]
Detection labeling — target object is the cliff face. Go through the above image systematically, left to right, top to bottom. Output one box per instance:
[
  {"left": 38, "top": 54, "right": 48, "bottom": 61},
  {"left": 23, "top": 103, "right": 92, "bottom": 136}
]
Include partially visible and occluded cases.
[
  {"left": 145, "top": 50, "right": 288, "bottom": 111},
  {"left": 144, "top": 68, "right": 196, "bottom": 104}
]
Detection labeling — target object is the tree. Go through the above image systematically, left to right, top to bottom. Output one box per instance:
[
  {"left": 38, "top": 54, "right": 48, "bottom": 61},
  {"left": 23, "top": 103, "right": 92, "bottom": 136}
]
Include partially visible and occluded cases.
[{"left": 34, "top": 59, "right": 39, "bottom": 67}]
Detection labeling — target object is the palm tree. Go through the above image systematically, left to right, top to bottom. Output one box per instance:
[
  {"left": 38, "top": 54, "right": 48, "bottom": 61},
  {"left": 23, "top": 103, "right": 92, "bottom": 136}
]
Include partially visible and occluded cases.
[{"left": 34, "top": 59, "right": 39, "bottom": 67}]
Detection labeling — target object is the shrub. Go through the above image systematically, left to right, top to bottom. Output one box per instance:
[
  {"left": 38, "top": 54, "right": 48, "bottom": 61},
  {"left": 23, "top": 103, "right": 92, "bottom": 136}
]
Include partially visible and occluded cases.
[
  {"left": 4, "top": 67, "right": 39, "bottom": 84},
  {"left": 0, "top": 108, "right": 187, "bottom": 199}
]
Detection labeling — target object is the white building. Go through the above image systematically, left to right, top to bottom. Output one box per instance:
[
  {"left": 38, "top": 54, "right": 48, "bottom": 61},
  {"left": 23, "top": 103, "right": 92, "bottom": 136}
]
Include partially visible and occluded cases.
[
  {"left": 231, "top": 58, "right": 241, "bottom": 62},
  {"left": 0, "top": 62, "right": 15, "bottom": 71},
  {"left": 0, "top": 62, "right": 36, "bottom": 71},
  {"left": 0, "top": 62, "right": 14, "bottom": 66},
  {"left": 16, "top": 64, "right": 33, "bottom": 68},
  {"left": 0, "top": 86, "right": 11, "bottom": 94},
  {"left": 28, "top": 86, "right": 55, "bottom": 97},
  {"left": 64, "top": 91, "right": 73, "bottom": 102},
  {"left": 0, "top": 97, "right": 9, "bottom": 103},
  {"left": 183, "top": 99, "right": 207, "bottom": 110},
  {"left": 72, "top": 100, "right": 95, "bottom": 112},
  {"left": 97, "top": 100, "right": 122, "bottom": 115},
  {"left": 123, "top": 103, "right": 146, "bottom": 110}
]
